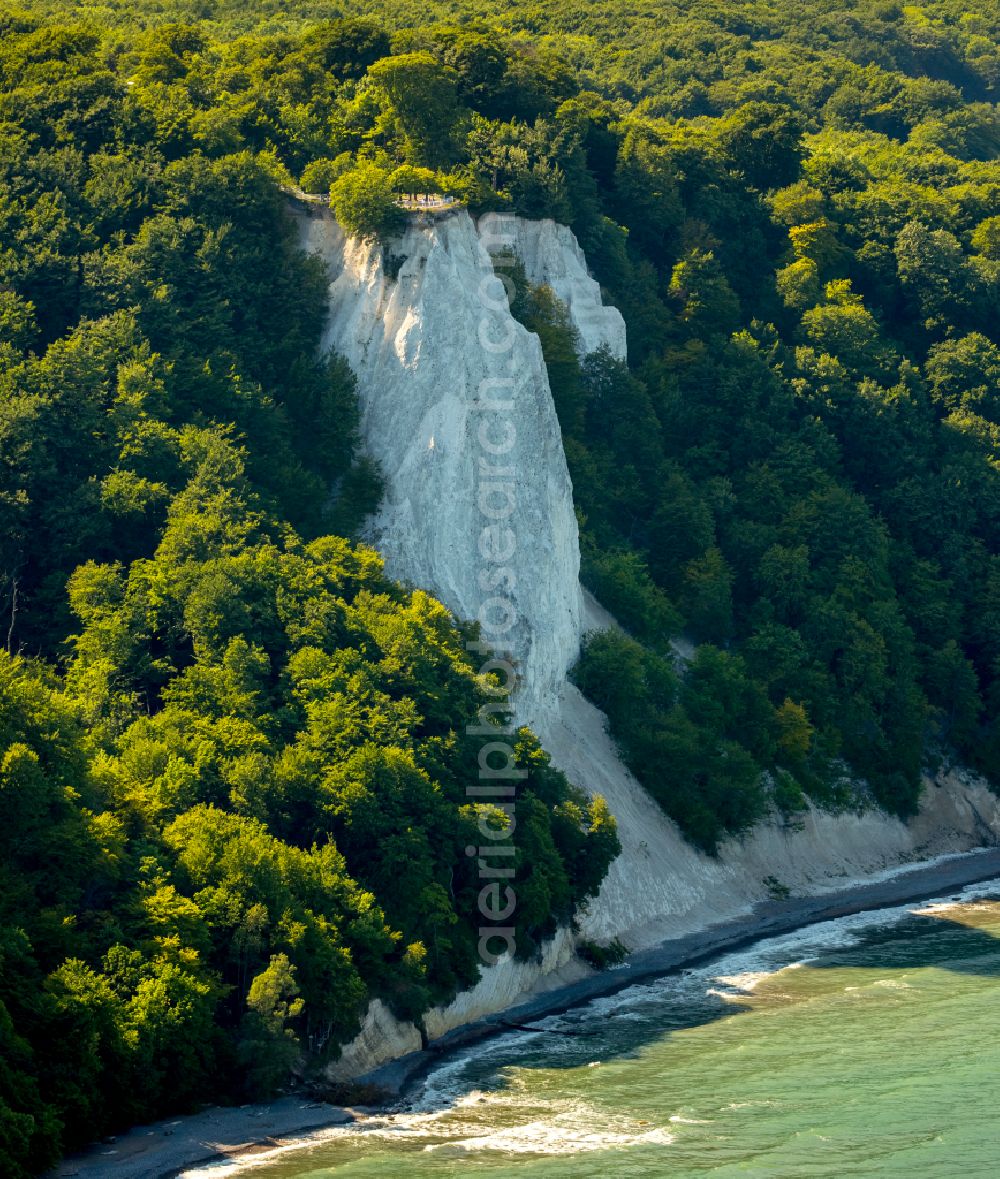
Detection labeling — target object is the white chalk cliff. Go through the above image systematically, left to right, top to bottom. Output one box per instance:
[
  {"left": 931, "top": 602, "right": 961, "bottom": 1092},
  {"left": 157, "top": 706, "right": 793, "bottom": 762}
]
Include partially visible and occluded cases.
[
  {"left": 294, "top": 201, "right": 1000, "bottom": 1071},
  {"left": 297, "top": 207, "right": 583, "bottom": 713},
  {"left": 478, "top": 212, "right": 627, "bottom": 360}
]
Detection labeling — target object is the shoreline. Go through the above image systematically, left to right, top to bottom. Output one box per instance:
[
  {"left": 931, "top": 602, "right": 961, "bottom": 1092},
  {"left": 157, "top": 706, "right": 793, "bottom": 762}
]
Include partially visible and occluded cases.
[
  {"left": 57, "top": 843, "right": 1000, "bottom": 1179},
  {"left": 363, "top": 843, "right": 1000, "bottom": 1096},
  {"left": 53, "top": 1098, "right": 354, "bottom": 1179}
]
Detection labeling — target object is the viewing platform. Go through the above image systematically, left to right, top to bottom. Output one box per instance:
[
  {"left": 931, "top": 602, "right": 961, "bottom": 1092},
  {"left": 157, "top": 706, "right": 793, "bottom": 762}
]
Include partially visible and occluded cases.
[
  {"left": 283, "top": 187, "right": 464, "bottom": 222},
  {"left": 396, "top": 194, "right": 459, "bottom": 212}
]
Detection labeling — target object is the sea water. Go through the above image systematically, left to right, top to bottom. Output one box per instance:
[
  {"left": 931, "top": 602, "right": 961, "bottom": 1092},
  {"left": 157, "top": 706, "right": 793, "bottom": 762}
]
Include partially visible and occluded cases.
[{"left": 197, "top": 881, "right": 1000, "bottom": 1178}]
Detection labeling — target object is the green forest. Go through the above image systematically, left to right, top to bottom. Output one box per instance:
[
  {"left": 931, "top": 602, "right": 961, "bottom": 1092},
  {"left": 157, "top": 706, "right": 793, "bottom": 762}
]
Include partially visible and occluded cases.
[{"left": 1, "top": 0, "right": 999, "bottom": 1171}]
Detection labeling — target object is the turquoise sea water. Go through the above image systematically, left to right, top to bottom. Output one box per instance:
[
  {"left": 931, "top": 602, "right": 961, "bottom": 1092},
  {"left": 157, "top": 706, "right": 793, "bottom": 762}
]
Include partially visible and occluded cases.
[{"left": 200, "top": 881, "right": 1000, "bottom": 1179}]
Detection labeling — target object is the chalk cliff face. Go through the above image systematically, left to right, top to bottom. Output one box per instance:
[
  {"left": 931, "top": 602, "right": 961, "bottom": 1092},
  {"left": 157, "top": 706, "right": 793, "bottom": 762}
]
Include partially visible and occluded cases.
[
  {"left": 296, "top": 202, "right": 1000, "bottom": 1075},
  {"left": 296, "top": 208, "right": 590, "bottom": 714},
  {"left": 478, "top": 212, "right": 627, "bottom": 360},
  {"left": 539, "top": 665, "right": 1000, "bottom": 951},
  {"left": 324, "top": 999, "right": 422, "bottom": 1081}
]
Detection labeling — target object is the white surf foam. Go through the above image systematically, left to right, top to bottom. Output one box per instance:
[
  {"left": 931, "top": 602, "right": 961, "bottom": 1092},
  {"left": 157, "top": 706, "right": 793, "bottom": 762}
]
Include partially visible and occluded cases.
[{"left": 185, "top": 875, "right": 1000, "bottom": 1177}]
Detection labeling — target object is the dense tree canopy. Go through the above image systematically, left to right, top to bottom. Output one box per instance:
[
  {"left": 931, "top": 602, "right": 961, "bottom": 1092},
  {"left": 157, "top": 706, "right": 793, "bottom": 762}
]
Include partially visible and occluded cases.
[
  {"left": 1, "top": 0, "right": 999, "bottom": 1169},
  {"left": 0, "top": 9, "right": 626, "bottom": 1173}
]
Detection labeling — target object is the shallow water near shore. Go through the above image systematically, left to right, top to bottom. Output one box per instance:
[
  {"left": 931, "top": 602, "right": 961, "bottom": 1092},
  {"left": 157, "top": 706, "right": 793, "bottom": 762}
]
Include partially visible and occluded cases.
[{"left": 194, "top": 880, "right": 1000, "bottom": 1178}]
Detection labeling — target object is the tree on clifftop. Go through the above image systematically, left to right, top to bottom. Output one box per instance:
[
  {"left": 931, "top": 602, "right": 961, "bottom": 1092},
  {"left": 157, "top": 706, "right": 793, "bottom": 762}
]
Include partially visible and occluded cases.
[{"left": 329, "top": 162, "right": 405, "bottom": 240}]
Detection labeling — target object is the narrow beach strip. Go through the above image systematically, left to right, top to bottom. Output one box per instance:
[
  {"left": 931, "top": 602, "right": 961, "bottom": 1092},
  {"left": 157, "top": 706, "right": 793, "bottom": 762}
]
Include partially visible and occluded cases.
[{"left": 58, "top": 844, "right": 1000, "bottom": 1179}]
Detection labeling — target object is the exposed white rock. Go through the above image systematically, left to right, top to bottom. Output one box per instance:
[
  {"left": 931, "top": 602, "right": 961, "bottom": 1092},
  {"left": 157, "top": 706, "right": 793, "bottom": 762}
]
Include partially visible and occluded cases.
[
  {"left": 296, "top": 200, "right": 1000, "bottom": 1078},
  {"left": 296, "top": 206, "right": 582, "bottom": 714},
  {"left": 478, "top": 212, "right": 627, "bottom": 360},
  {"left": 535, "top": 682, "right": 1000, "bottom": 951},
  {"left": 324, "top": 752, "right": 1000, "bottom": 1076},
  {"left": 422, "top": 926, "right": 583, "bottom": 1041},
  {"left": 326, "top": 999, "right": 422, "bottom": 1081}
]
